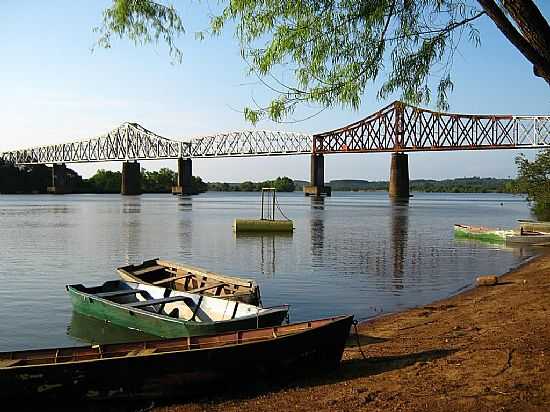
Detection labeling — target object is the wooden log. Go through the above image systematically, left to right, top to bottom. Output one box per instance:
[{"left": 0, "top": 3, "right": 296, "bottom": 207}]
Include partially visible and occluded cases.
[{"left": 476, "top": 275, "right": 498, "bottom": 286}]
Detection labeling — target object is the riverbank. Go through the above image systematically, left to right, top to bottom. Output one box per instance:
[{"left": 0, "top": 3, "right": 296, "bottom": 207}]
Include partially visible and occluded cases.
[{"left": 157, "top": 253, "right": 550, "bottom": 412}]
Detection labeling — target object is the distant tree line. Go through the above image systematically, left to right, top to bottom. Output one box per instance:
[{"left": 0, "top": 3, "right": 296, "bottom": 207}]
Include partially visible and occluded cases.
[
  {"left": 0, "top": 160, "right": 520, "bottom": 196},
  {"left": 0, "top": 161, "right": 207, "bottom": 194},
  {"left": 208, "top": 177, "right": 296, "bottom": 192},
  {"left": 328, "top": 177, "right": 516, "bottom": 193}
]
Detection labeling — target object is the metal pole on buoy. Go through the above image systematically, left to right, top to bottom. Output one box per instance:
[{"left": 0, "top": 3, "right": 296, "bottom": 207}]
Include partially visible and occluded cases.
[{"left": 234, "top": 188, "right": 294, "bottom": 233}]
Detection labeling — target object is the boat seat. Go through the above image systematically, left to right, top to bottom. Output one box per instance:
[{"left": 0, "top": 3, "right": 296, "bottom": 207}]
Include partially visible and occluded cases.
[
  {"left": 133, "top": 265, "right": 165, "bottom": 275},
  {"left": 152, "top": 274, "right": 193, "bottom": 285},
  {"left": 187, "top": 282, "right": 227, "bottom": 295},
  {"left": 95, "top": 289, "right": 147, "bottom": 298},
  {"left": 125, "top": 296, "right": 194, "bottom": 309},
  {"left": 125, "top": 296, "right": 213, "bottom": 322}
]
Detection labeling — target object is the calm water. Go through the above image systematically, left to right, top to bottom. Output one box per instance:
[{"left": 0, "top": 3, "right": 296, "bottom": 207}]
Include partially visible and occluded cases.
[{"left": 0, "top": 191, "right": 536, "bottom": 350}]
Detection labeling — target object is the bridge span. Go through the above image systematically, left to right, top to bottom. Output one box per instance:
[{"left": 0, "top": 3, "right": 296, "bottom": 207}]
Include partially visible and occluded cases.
[{"left": 2, "top": 101, "right": 549, "bottom": 197}]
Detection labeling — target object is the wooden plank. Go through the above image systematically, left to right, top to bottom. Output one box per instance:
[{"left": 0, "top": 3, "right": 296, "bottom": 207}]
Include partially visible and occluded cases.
[
  {"left": 157, "top": 259, "right": 254, "bottom": 287},
  {"left": 133, "top": 265, "right": 165, "bottom": 275},
  {"left": 152, "top": 274, "right": 193, "bottom": 285},
  {"left": 187, "top": 282, "right": 226, "bottom": 295},
  {"left": 96, "top": 290, "right": 145, "bottom": 298},
  {"left": 125, "top": 296, "right": 193, "bottom": 308},
  {"left": 0, "top": 359, "right": 22, "bottom": 367}
]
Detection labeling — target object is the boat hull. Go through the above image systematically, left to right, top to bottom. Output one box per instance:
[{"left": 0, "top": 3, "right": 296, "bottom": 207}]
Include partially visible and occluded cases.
[
  {"left": 505, "top": 234, "right": 550, "bottom": 244},
  {"left": 67, "top": 284, "right": 287, "bottom": 338},
  {"left": 0, "top": 316, "right": 353, "bottom": 402}
]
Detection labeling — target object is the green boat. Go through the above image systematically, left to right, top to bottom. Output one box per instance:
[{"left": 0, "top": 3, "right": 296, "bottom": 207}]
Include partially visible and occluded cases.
[
  {"left": 453, "top": 224, "right": 515, "bottom": 244},
  {"left": 66, "top": 280, "right": 289, "bottom": 338}
]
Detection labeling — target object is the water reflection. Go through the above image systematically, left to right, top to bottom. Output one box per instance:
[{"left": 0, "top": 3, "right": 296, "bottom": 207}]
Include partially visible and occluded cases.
[
  {"left": 120, "top": 196, "right": 142, "bottom": 265},
  {"left": 177, "top": 196, "right": 193, "bottom": 212},
  {"left": 177, "top": 197, "right": 193, "bottom": 260},
  {"left": 309, "top": 197, "right": 325, "bottom": 263},
  {"left": 390, "top": 201, "right": 409, "bottom": 290},
  {"left": 235, "top": 232, "right": 293, "bottom": 277},
  {"left": 453, "top": 237, "right": 536, "bottom": 258},
  {"left": 67, "top": 311, "right": 156, "bottom": 345}
]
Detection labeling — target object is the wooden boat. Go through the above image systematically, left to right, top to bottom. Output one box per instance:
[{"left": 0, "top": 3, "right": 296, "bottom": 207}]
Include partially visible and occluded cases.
[
  {"left": 518, "top": 219, "right": 550, "bottom": 234},
  {"left": 453, "top": 224, "right": 515, "bottom": 243},
  {"left": 505, "top": 230, "right": 550, "bottom": 245},
  {"left": 117, "top": 258, "right": 261, "bottom": 305},
  {"left": 66, "top": 280, "right": 288, "bottom": 338},
  {"left": 0, "top": 315, "right": 353, "bottom": 402}
]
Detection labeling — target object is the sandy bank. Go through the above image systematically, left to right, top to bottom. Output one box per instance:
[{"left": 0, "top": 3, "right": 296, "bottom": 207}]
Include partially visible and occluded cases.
[{"left": 156, "top": 253, "right": 550, "bottom": 412}]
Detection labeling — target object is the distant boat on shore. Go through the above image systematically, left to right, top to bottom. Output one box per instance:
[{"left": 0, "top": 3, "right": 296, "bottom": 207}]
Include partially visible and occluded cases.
[
  {"left": 518, "top": 219, "right": 550, "bottom": 234},
  {"left": 453, "top": 224, "right": 515, "bottom": 243},
  {"left": 505, "top": 231, "right": 550, "bottom": 245}
]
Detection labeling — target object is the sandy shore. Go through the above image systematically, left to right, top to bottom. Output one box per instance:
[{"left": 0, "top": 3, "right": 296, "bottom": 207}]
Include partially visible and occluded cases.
[{"left": 154, "top": 252, "right": 550, "bottom": 412}]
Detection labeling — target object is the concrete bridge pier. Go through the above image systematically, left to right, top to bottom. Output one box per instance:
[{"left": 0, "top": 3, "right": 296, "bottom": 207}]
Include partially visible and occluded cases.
[
  {"left": 388, "top": 152, "right": 410, "bottom": 199},
  {"left": 304, "top": 154, "right": 331, "bottom": 197},
  {"left": 172, "top": 157, "right": 195, "bottom": 195},
  {"left": 121, "top": 161, "right": 141, "bottom": 195},
  {"left": 47, "top": 163, "right": 70, "bottom": 194}
]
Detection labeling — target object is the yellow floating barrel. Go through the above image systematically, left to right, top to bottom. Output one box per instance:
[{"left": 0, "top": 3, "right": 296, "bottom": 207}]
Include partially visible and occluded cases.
[{"left": 234, "top": 218, "right": 294, "bottom": 233}]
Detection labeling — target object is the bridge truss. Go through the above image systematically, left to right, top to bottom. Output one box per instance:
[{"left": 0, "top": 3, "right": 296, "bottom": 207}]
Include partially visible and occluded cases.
[
  {"left": 2, "top": 101, "right": 549, "bottom": 165},
  {"left": 313, "top": 101, "right": 550, "bottom": 154},
  {"left": 1, "top": 124, "right": 312, "bottom": 165}
]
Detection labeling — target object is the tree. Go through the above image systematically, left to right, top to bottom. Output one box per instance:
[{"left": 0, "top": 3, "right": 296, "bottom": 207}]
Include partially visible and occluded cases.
[
  {"left": 96, "top": 1, "right": 549, "bottom": 123},
  {"left": 514, "top": 150, "right": 550, "bottom": 219},
  {"left": 141, "top": 167, "right": 177, "bottom": 192},
  {"left": 87, "top": 169, "right": 122, "bottom": 193},
  {"left": 191, "top": 176, "right": 208, "bottom": 193},
  {"left": 271, "top": 176, "right": 295, "bottom": 192}
]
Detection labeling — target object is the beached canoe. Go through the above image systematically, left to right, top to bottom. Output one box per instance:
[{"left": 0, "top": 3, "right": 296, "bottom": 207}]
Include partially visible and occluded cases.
[
  {"left": 518, "top": 219, "right": 550, "bottom": 234},
  {"left": 453, "top": 224, "right": 515, "bottom": 243},
  {"left": 505, "top": 230, "right": 550, "bottom": 245},
  {"left": 117, "top": 258, "right": 261, "bottom": 305},
  {"left": 66, "top": 280, "right": 288, "bottom": 338},
  {"left": 0, "top": 315, "right": 353, "bottom": 402}
]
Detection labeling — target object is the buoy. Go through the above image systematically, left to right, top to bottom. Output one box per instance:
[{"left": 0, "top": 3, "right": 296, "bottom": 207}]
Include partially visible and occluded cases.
[
  {"left": 234, "top": 188, "right": 294, "bottom": 233},
  {"left": 234, "top": 219, "right": 294, "bottom": 232},
  {"left": 476, "top": 275, "right": 498, "bottom": 286}
]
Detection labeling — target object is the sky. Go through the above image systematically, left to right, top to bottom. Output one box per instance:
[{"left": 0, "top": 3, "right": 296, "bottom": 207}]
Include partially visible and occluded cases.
[{"left": 1, "top": 1, "right": 549, "bottom": 182}]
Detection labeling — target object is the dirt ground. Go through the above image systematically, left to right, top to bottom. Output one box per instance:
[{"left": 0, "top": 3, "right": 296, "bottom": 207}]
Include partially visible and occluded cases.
[{"left": 155, "top": 253, "right": 550, "bottom": 412}]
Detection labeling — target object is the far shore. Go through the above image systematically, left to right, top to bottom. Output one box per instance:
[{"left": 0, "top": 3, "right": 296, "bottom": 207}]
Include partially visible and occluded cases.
[{"left": 155, "top": 252, "right": 550, "bottom": 412}]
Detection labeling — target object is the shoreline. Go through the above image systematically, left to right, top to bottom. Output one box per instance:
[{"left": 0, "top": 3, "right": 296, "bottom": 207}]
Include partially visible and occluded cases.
[{"left": 156, "top": 252, "right": 550, "bottom": 412}]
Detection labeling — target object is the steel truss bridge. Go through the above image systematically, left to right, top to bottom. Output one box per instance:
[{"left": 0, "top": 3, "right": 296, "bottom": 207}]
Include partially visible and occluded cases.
[{"left": 2, "top": 101, "right": 549, "bottom": 165}]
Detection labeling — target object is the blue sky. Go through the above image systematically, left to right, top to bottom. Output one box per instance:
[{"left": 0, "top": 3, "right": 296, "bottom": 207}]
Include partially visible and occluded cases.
[{"left": 1, "top": 1, "right": 549, "bottom": 181}]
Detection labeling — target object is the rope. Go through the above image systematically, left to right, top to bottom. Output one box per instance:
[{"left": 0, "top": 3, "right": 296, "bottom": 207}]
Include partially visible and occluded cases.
[
  {"left": 274, "top": 195, "right": 291, "bottom": 221},
  {"left": 353, "top": 320, "right": 368, "bottom": 360}
]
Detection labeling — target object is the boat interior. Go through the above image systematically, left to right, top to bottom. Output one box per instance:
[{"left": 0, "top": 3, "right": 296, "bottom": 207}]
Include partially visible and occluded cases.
[
  {"left": 118, "top": 259, "right": 254, "bottom": 297},
  {"left": 71, "top": 281, "right": 276, "bottom": 323},
  {"left": 0, "top": 316, "right": 348, "bottom": 368}
]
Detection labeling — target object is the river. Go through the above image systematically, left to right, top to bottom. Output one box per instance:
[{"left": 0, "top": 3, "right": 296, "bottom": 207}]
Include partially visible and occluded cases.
[{"left": 0, "top": 191, "right": 535, "bottom": 350}]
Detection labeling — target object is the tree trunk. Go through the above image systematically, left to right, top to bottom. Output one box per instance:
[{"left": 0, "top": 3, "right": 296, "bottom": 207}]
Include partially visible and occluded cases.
[
  {"left": 477, "top": 0, "right": 550, "bottom": 85},
  {"left": 502, "top": 0, "right": 550, "bottom": 77}
]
